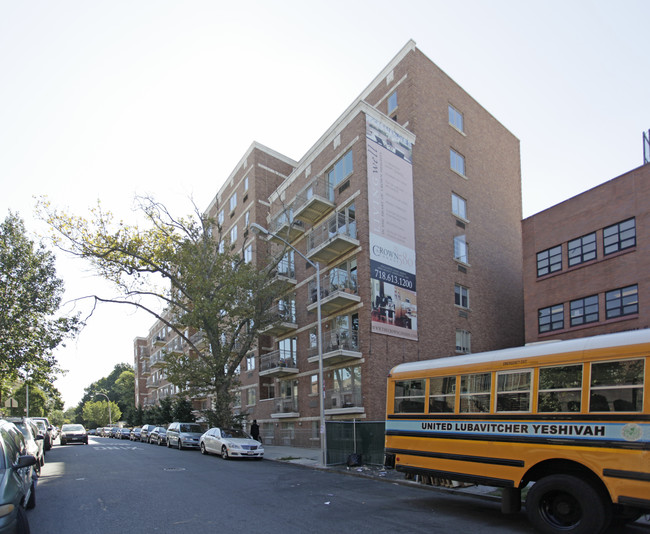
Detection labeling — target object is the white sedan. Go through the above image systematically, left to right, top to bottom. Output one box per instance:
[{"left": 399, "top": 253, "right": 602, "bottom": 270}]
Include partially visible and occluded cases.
[{"left": 199, "top": 427, "right": 264, "bottom": 460}]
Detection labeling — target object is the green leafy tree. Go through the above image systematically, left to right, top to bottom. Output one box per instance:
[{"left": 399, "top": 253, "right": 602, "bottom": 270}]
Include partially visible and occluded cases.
[
  {"left": 39, "top": 197, "right": 278, "bottom": 428},
  {"left": 0, "top": 213, "right": 80, "bottom": 401},
  {"left": 7, "top": 383, "right": 47, "bottom": 417},
  {"left": 157, "top": 397, "right": 173, "bottom": 425},
  {"left": 172, "top": 397, "right": 195, "bottom": 422},
  {"left": 82, "top": 400, "right": 122, "bottom": 428},
  {"left": 49, "top": 409, "right": 66, "bottom": 427}
]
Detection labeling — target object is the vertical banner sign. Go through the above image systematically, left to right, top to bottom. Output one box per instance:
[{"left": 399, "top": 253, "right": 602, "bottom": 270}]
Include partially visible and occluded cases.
[{"left": 366, "top": 114, "right": 417, "bottom": 341}]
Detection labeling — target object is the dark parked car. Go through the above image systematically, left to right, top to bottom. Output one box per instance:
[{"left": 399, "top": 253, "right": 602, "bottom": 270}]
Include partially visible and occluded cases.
[
  {"left": 30, "top": 417, "right": 53, "bottom": 451},
  {"left": 6, "top": 418, "right": 45, "bottom": 474},
  {"left": 0, "top": 419, "right": 38, "bottom": 533},
  {"left": 60, "top": 424, "right": 88, "bottom": 445},
  {"left": 139, "top": 424, "right": 157, "bottom": 443},
  {"left": 109, "top": 427, "right": 120, "bottom": 439},
  {"left": 130, "top": 427, "right": 142, "bottom": 441},
  {"left": 148, "top": 427, "right": 167, "bottom": 446},
  {"left": 117, "top": 428, "right": 131, "bottom": 440}
]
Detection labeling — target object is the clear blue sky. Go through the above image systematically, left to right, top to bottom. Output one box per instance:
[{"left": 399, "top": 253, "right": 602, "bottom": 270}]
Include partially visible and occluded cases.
[{"left": 1, "top": 0, "right": 648, "bottom": 409}]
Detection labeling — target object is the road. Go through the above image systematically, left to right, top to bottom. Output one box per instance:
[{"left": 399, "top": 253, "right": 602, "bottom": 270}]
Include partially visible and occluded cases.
[{"left": 25, "top": 436, "right": 648, "bottom": 534}]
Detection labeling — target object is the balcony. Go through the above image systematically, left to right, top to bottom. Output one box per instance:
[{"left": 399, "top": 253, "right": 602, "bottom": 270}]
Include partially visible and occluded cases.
[
  {"left": 293, "top": 176, "right": 335, "bottom": 224},
  {"left": 268, "top": 208, "right": 305, "bottom": 244},
  {"left": 306, "top": 210, "right": 358, "bottom": 264},
  {"left": 268, "top": 260, "right": 297, "bottom": 289},
  {"left": 307, "top": 273, "right": 360, "bottom": 315},
  {"left": 259, "top": 302, "right": 297, "bottom": 337},
  {"left": 308, "top": 329, "right": 361, "bottom": 365},
  {"left": 190, "top": 331, "right": 208, "bottom": 350},
  {"left": 153, "top": 336, "right": 166, "bottom": 347},
  {"left": 259, "top": 350, "right": 299, "bottom": 378},
  {"left": 150, "top": 352, "right": 166, "bottom": 368},
  {"left": 140, "top": 365, "right": 151, "bottom": 377},
  {"left": 146, "top": 376, "right": 163, "bottom": 389},
  {"left": 325, "top": 385, "right": 364, "bottom": 415},
  {"left": 271, "top": 397, "right": 299, "bottom": 418}
]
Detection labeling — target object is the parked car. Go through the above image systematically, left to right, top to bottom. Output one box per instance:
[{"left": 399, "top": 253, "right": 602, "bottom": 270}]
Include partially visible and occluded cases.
[
  {"left": 6, "top": 418, "right": 44, "bottom": 474},
  {"left": 31, "top": 418, "right": 53, "bottom": 451},
  {"left": 0, "top": 419, "right": 38, "bottom": 533},
  {"left": 166, "top": 422, "right": 203, "bottom": 450},
  {"left": 60, "top": 424, "right": 88, "bottom": 445},
  {"left": 139, "top": 424, "right": 157, "bottom": 443},
  {"left": 109, "top": 427, "right": 120, "bottom": 439},
  {"left": 130, "top": 427, "right": 142, "bottom": 441},
  {"left": 148, "top": 427, "right": 167, "bottom": 446},
  {"left": 200, "top": 427, "right": 264, "bottom": 460},
  {"left": 117, "top": 428, "right": 131, "bottom": 440},
  {"left": 88, "top": 429, "right": 96, "bottom": 436}
]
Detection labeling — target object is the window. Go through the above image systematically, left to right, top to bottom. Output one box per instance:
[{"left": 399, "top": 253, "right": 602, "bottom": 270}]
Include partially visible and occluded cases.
[
  {"left": 388, "top": 91, "right": 398, "bottom": 114},
  {"left": 448, "top": 105, "right": 464, "bottom": 132},
  {"left": 450, "top": 149, "right": 466, "bottom": 176},
  {"left": 328, "top": 150, "right": 354, "bottom": 189},
  {"left": 244, "top": 176, "right": 249, "bottom": 192},
  {"left": 229, "top": 192, "right": 237, "bottom": 212},
  {"left": 451, "top": 193, "right": 467, "bottom": 219},
  {"left": 218, "top": 209, "right": 224, "bottom": 226},
  {"left": 244, "top": 211, "right": 250, "bottom": 227},
  {"left": 603, "top": 218, "right": 636, "bottom": 255},
  {"left": 230, "top": 225, "right": 237, "bottom": 244},
  {"left": 568, "top": 232, "right": 596, "bottom": 267},
  {"left": 454, "top": 235, "right": 468, "bottom": 263},
  {"left": 218, "top": 240, "right": 225, "bottom": 254},
  {"left": 244, "top": 244, "right": 252, "bottom": 264},
  {"left": 536, "top": 245, "right": 562, "bottom": 277},
  {"left": 455, "top": 284, "right": 469, "bottom": 309},
  {"left": 605, "top": 285, "right": 638, "bottom": 319},
  {"left": 570, "top": 295, "right": 598, "bottom": 326},
  {"left": 538, "top": 304, "right": 564, "bottom": 333},
  {"left": 455, "top": 329, "right": 471, "bottom": 354},
  {"left": 278, "top": 337, "right": 297, "bottom": 366},
  {"left": 246, "top": 354, "right": 255, "bottom": 372},
  {"left": 590, "top": 359, "right": 644, "bottom": 412},
  {"left": 538, "top": 365, "right": 582, "bottom": 412},
  {"left": 496, "top": 370, "right": 532, "bottom": 412},
  {"left": 460, "top": 373, "right": 490, "bottom": 412},
  {"left": 310, "top": 375, "right": 318, "bottom": 395},
  {"left": 429, "top": 376, "right": 456, "bottom": 413},
  {"left": 394, "top": 379, "right": 425, "bottom": 413}
]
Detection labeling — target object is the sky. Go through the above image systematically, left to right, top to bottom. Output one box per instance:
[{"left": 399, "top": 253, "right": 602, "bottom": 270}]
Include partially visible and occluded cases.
[{"left": 1, "top": 0, "right": 648, "bottom": 409}]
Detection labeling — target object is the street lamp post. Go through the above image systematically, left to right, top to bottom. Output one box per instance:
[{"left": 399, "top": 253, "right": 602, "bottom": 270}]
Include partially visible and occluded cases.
[
  {"left": 250, "top": 222, "right": 327, "bottom": 466},
  {"left": 94, "top": 392, "right": 112, "bottom": 426}
]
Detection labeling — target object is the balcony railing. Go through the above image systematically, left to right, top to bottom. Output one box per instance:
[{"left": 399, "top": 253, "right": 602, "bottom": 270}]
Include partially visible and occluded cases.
[
  {"left": 293, "top": 175, "right": 335, "bottom": 224},
  {"left": 268, "top": 208, "right": 305, "bottom": 243},
  {"left": 306, "top": 210, "right": 358, "bottom": 263},
  {"left": 307, "top": 272, "right": 360, "bottom": 314},
  {"left": 260, "top": 302, "right": 298, "bottom": 336},
  {"left": 308, "top": 329, "right": 361, "bottom": 364},
  {"left": 259, "top": 350, "right": 299, "bottom": 377},
  {"left": 150, "top": 352, "right": 166, "bottom": 368},
  {"left": 325, "top": 385, "right": 363, "bottom": 412},
  {"left": 271, "top": 397, "right": 299, "bottom": 418}
]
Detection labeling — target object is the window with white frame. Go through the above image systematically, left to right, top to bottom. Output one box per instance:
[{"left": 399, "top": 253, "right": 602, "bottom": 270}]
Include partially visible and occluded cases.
[
  {"left": 388, "top": 91, "right": 398, "bottom": 114},
  {"left": 448, "top": 105, "right": 464, "bottom": 132},
  {"left": 450, "top": 149, "right": 466, "bottom": 176},
  {"left": 328, "top": 150, "right": 354, "bottom": 189},
  {"left": 244, "top": 176, "right": 249, "bottom": 192},
  {"left": 229, "top": 192, "right": 237, "bottom": 212},
  {"left": 452, "top": 193, "right": 467, "bottom": 219},
  {"left": 218, "top": 209, "right": 224, "bottom": 226},
  {"left": 244, "top": 211, "right": 250, "bottom": 227},
  {"left": 230, "top": 225, "right": 237, "bottom": 244},
  {"left": 454, "top": 235, "right": 468, "bottom": 263},
  {"left": 218, "top": 240, "right": 225, "bottom": 254},
  {"left": 244, "top": 243, "right": 252, "bottom": 264},
  {"left": 455, "top": 284, "right": 469, "bottom": 308},
  {"left": 456, "top": 329, "right": 471, "bottom": 353},
  {"left": 246, "top": 354, "right": 255, "bottom": 371},
  {"left": 247, "top": 388, "right": 257, "bottom": 406}
]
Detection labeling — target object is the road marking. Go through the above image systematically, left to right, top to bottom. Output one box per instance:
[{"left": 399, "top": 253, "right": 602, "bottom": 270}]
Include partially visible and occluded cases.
[{"left": 92, "top": 446, "right": 141, "bottom": 450}]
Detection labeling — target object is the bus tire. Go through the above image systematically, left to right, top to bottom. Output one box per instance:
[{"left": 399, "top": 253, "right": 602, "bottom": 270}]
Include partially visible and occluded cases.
[{"left": 525, "top": 474, "right": 611, "bottom": 534}]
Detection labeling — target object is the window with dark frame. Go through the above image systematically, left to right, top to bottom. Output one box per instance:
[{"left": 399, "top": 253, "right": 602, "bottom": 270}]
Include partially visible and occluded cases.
[
  {"left": 603, "top": 218, "right": 636, "bottom": 255},
  {"left": 568, "top": 232, "right": 597, "bottom": 267},
  {"left": 536, "top": 245, "right": 562, "bottom": 277},
  {"left": 605, "top": 285, "right": 638, "bottom": 319},
  {"left": 570, "top": 295, "right": 599, "bottom": 327},
  {"left": 538, "top": 304, "right": 564, "bottom": 333}
]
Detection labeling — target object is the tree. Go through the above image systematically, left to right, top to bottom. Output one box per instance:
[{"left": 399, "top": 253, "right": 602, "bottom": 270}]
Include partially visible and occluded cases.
[
  {"left": 39, "top": 197, "right": 278, "bottom": 428},
  {"left": 0, "top": 213, "right": 80, "bottom": 400},
  {"left": 7, "top": 383, "right": 47, "bottom": 417},
  {"left": 172, "top": 397, "right": 195, "bottom": 423},
  {"left": 82, "top": 400, "right": 121, "bottom": 428}
]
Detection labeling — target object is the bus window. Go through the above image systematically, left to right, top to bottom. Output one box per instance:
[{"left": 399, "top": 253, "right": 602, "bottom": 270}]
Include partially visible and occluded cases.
[
  {"left": 590, "top": 359, "right": 644, "bottom": 412},
  {"left": 538, "top": 364, "right": 582, "bottom": 412},
  {"left": 496, "top": 370, "right": 532, "bottom": 412},
  {"left": 460, "top": 373, "right": 490, "bottom": 412},
  {"left": 429, "top": 376, "right": 456, "bottom": 413},
  {"left": 394, "top": 379, "right": 425, "bottom": 413}
]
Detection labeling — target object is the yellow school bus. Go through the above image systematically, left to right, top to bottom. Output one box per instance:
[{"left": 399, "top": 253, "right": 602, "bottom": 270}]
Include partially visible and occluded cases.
[{"left": 385, "top": 329, "right": 649, "bottom": 534}]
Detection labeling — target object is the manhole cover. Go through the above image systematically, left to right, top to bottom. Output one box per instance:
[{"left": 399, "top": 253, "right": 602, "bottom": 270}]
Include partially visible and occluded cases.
[{"left": 163, "top": 467, "right": 186, "bottom": 472}]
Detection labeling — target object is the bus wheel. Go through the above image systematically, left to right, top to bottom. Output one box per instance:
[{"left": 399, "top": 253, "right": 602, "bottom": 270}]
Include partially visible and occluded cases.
[{"left": 525, "top": 474, "right": 611, "bottom": 534}]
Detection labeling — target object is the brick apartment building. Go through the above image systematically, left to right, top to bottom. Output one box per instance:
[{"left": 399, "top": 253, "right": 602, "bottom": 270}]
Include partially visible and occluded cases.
[
  {"left": 134, "top": 40, "right": 524, "bottom": 445},
  {"left": 522, "top": 163, "right": 650, "bottom": 343}
]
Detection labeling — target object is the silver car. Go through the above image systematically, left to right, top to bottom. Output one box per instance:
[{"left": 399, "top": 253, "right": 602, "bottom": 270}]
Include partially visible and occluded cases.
[
  {"left": 166, "top": 422, "right": 203, "bottom": 450},
  {"left": 199, "top": 427, "right": 264, "bottom": 460}
]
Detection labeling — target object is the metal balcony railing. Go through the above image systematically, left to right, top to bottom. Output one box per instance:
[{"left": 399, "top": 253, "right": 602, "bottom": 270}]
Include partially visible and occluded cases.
[
  {"left": 308, "top": 329, "right": 359, "bottom": 358},
  {"left": 260, "top": 350, "right": 297, "bottom": 372},
  {"left": 325, "top": 385, "right": 363, "bottom": 410},
  {"left": 273, "top": 397, "right": 298, "bottom": 414}
]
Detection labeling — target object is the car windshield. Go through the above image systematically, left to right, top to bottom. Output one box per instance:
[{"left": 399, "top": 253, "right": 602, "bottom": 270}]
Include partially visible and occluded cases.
[
  {"left": 62, "top": 424, "right": 84, "bottom": 432},
  {"left": 180, "top": 424, "right": 202, "bottom": 433},
  {"left": 221, "top": 429, "right": 251, "bottom": 439}
]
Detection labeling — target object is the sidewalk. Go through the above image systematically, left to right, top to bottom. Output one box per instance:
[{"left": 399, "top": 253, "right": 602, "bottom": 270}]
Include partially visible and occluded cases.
[{"left": 263, "top": 445, "right": 500, "bottom": 503}]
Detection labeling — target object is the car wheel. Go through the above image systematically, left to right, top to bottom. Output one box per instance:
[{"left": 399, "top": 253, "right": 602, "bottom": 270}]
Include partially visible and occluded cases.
[
  {"left": 178, "top": 439, "right": 183, "bottom": 450},
  {"left": 200, "top": 443, "right": 208, "bottom": 455},
  {"left": 221, "top": 446, "right": 229, "bottom": 460},
  {"left": 25, "top": 480, "right": 36, "bottom": 510},
  {"left": 16, "top": 506, "right": 30, "bottom": 534}
]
